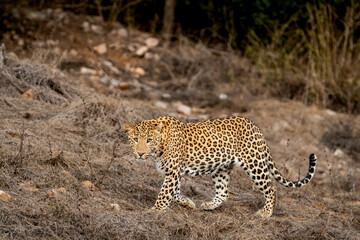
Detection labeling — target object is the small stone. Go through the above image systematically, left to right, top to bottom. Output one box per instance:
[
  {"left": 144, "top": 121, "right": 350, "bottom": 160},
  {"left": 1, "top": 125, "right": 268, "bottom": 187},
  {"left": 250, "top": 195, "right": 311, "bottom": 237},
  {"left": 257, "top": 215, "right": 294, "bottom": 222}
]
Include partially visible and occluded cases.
[
  {"left": 81, "top": 21, "right": 90, "bottom": 32},
  {"left": 91, "top": 25, "right": 105, "bottom": 35},
  {"left": 118, "top": 28, "right": 128, "bottom": 38},
  {"left": 145, "top": 37, "right": 159, "bottom": 48},
  {"left": 17, "top": 39, "right": 24, "bottom": 46},
  {"left": 93, "top": 43, "right": 107, "bottom": 55},
  {"left": 127, "top": 45, "right": 136, "bottom": 52},
  {"left": 135, "top": 46, "right": 149, "bottom": 56},
  {"left": 69, "top": 49, "right": 78, "bottom": 57},
  {"left": 102, "top": 60, "right": 120, "bottom": 74},
  {"left": 80, "top": 67, "right": 97, "bottom": 75},
  {"left": 130, "top": 67, "right": 146, "bottom": 77},
  {"left": 100, "top": 75, "right": 111, "bottom": 85},
  {"left": 110, "top": 79, "right": 120, "bottom": 87},
  {"left": 21, "top": 89, "right": 36, "bottom": 101},
  {"left": 162, "top": 93, "right": 171, "bottom": 99},
  {"left": 219, "top": 93, "right": 228, "bottom": 100},
  {"left": 154, "top": 101, "right": 168, "bottom": 109},
  {"left": 175, "top": 102, "right": 192, "bottom": 115},
  {"left": 326, "top": 109, "right": 337, "bottom": 116},
  {"left": 334, "top": 149, "right": 345, "bottom": 158},
  {"left": 81, "top": 180, "right": 97, "bottom": 191},
  {"left": 0, "top": 190, "right": 11, "bottom": 202},
  {"left": 110, "top": 203, "right": 121, "bottom": 211}
]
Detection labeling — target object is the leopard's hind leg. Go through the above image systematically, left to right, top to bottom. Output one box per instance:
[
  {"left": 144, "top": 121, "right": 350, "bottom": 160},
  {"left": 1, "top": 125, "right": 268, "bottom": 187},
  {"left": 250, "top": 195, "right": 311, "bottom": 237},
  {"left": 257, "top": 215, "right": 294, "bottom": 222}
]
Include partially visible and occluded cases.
[{"left": 201, "top": 169, "right": 230, "bottom": 211}]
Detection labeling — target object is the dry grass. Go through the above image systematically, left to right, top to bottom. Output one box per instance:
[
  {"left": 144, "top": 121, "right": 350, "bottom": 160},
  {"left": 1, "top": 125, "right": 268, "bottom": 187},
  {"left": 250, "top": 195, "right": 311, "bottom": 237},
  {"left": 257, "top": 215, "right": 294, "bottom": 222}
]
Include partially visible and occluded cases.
[
  {"left": 246, "top": 3, "right": 360, "bottom": 113},
  {"left": 0, "top": 38, "right": 360, "bottom": 240}
]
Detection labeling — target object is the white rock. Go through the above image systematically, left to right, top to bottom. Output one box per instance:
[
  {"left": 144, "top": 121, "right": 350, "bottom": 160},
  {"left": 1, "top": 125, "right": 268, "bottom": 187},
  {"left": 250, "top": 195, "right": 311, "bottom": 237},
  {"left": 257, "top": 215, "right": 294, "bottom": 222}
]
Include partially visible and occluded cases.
[
  {"left": 81, "top": 21, "right": 90, "bottom": 32},
  {"left": 91, "top": 25, "right": 105, "bottom": 35},
  {"left": 118, "top": 28, "right": 128, "bottom": 38},
  {"left": 145, "top": 37, "right": 159, "bottom": 48},
  {"left": 93, "top": 43, "right": 107, "bottom": 55},
  {"left": 136, "top": 46, "right": 149, "bottom": 56},
  {"left": 102, "top": 60, "right": 120, "bottom": 74},
  {"left": 80, "top": 67, "right": 97, "bottom": 75},
  {"left": 100, "top": 75, "right": 111, "bottom": 85},
  {"left": 110, "top": 79, "right": 120, "bottom": 87},
  {"left": 162, "top": 93, "right": 171, "bottom": 99},
  {"left": 219, "top": 93, "right": 228, "bottom": 100},
  {"left": 154, "top": 101, "right": 168, "bottom": 109},
  {"left": 175, "top": 102, "right": 192, "bottom": 115},
  {"left": 326, "top": 109, "right": 337, "bottom": 116},
  {"left": 334, "top": 149, "right": 346, "bottom": 158},
  {"left": 0, "top": 190, "right": 11, "bottom": 202}
]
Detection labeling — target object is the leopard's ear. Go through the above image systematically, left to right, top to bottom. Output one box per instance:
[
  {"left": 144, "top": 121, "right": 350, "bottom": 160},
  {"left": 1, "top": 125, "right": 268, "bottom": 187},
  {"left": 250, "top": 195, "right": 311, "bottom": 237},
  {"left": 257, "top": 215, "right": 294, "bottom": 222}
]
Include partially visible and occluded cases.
[
  {"left": 154, "top": 122, "right": 163, "bottom": 133},
  {"left": 122, "top": 123, "right": 134, "bottom": 132}
]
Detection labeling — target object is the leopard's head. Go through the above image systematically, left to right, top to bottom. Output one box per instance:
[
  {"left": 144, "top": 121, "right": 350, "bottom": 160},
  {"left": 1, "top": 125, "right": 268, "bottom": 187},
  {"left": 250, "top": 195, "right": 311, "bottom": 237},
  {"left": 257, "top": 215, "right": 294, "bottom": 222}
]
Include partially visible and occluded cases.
[{"left": 122, "top": 120, "right": 163, "bottom": 160}]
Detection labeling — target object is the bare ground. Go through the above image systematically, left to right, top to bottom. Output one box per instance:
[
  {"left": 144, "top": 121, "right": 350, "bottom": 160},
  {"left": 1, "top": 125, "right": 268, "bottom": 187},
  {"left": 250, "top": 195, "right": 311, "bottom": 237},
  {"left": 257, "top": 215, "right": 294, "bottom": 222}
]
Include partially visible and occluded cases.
[{"left": 0, "top": 10, "right": 360, "bottom": 240}]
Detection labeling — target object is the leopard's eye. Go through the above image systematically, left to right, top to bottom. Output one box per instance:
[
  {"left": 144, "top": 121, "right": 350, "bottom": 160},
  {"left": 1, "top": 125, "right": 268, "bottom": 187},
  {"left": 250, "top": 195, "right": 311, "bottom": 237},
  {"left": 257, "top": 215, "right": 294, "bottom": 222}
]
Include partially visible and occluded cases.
[
  {"left": 133, "top": 138, "right": 138, "bottom": 142},
  {"left": 146, "top": 138, "right": 152, "bottom": 143}
]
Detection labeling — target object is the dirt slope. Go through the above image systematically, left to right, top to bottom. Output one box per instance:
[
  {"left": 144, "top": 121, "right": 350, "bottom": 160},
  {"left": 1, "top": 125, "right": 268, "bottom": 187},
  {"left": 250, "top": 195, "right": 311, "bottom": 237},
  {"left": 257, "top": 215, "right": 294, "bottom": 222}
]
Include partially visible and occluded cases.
[{"left": 0, "top": 9, "right": 359, "bottom": 240}]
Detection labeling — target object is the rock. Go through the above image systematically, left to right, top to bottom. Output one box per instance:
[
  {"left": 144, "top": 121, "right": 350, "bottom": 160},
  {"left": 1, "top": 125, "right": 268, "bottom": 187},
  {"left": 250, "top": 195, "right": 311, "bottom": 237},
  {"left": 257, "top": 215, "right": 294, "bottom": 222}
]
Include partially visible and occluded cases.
[
  {"left": 27, "top": 11, "right": 46, "bottom": 21},
  {"left": 81, "top": 21, "right": 90, "bottom": 32},
  {"left": 90, "top": 25, "right": 105, "bottom": 35},
  {"left": 118, "top": 28, "right": 128, "bottom": 38},
  {"left": 145, "top": 37, "right": 159, "bottom": 48},
  {"left": 17, "top": 39, "right": 24, "bottom": 46},
  {"left": 93, "top": 43, "right": 107, "bottom": 55},
  {"left": 127, "top": 45, "right": 136, "bottom": 52},
  {"left": 135, "top": 46, "right": 149, "bottom": 56},
  {"left": 69, "top": 49, "right": 78, "bottom": 57},
  {"left": 102, "top": 60, "right": 120, "bottom": 74},
  {"left": 80, "top": 67, "right": 97, "bottom": 75},
  {"left": 130, "top": 67, "right": 146, "bottom": 77},
  {"left": 100, "top": 75, "right": 111, "bottom": 85},
  {"left": 110, "top": 79, "right": 120, "bottom": 87},
  {"left": 21, "top": 89, "right": 36, "bottom": 101},
  {"left": 162, "top": 93, "right": 171, "bottom": 99},
  {"left": 219, "top": 93, "right": 228, "bottom": 100},
  {"left": 154, "top": 101, "right": 168, "bottom": 109},
  {"left": 175, "top": 102, "right": 192, "bottom": 115},
  {"left": 326, "top": 109, "right": 337, "bottom": 116},
  {"left": 334, "top": 149, "right": 345, "bottom": 158},
  {"left": 81, "top": 180, "right": 97, "bottom": 191},
  {"left": 19, "top": 182, "right": 39, "bottom": 192},
  {"left": 58, "top": 187, "right": 66, "bottom": 193},
  {"left": 0, "top": 190, "right": 11, "bottom": 202},
  {"left": 110, "top": 203, "right": 121, "bottom": 211}
]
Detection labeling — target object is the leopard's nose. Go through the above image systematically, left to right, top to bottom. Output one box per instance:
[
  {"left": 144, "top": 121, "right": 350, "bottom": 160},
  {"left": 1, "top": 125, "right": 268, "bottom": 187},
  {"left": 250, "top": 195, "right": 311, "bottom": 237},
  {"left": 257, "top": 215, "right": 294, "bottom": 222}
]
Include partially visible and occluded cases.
[{"left": 138, "top": 152, "right": 145, "bottom": 157}]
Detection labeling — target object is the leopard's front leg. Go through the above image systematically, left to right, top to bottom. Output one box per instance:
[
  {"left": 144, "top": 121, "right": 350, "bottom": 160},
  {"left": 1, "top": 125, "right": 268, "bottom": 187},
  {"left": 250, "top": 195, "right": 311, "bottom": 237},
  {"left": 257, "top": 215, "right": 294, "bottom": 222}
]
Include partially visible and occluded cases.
[{"left": 151, "top": 171, "right": 180, "bottom": 210}]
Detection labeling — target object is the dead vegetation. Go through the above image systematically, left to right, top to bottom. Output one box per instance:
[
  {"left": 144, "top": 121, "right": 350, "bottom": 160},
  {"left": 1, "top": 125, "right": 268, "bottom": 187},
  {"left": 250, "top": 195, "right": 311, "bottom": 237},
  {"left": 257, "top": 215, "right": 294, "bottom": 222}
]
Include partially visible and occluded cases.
[{"left": 0, "top": 11, "right": 360, "bottom": 240}]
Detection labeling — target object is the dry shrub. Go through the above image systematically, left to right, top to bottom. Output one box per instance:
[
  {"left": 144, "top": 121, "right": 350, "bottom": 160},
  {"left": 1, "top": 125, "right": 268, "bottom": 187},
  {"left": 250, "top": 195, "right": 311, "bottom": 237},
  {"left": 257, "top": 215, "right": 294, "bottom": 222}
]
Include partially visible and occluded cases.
[
  {"left": 246, "top": 2, "right": 360, "bottom": 113},
  {"left": 0, "top": 47, "right": 76, "bottom": 104}
]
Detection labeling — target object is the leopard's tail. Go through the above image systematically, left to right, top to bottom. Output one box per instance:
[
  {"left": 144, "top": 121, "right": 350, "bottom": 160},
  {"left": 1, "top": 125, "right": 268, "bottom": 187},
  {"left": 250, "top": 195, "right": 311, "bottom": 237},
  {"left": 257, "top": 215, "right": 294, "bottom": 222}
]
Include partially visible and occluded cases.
[{"left": 268, "top": 153, "right": 317, "bottom": 188}]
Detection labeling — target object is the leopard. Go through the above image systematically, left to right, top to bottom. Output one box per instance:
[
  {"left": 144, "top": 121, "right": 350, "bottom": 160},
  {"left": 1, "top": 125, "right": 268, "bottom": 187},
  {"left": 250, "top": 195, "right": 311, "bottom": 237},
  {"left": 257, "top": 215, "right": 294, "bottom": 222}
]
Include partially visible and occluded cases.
[{"left": 123, "top": 116, "right": 317, "bottom": 217}]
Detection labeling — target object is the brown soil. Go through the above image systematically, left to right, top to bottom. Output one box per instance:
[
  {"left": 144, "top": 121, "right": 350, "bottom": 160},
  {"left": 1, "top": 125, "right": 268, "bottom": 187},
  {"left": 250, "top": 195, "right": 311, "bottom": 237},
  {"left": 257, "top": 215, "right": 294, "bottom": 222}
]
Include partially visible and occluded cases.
[{"left": 0, "top": 9, "right": 359, "bottom": 240}]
